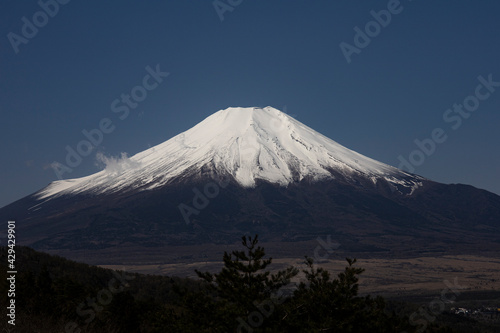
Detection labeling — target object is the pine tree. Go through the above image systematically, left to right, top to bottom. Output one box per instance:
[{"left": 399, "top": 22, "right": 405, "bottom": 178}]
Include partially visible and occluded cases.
[
  {"left": 193, "top": 234, "right": 298, "bottom": 331},
  {"left": 282, "top": 257, "right": 412, "bottom": 332}
]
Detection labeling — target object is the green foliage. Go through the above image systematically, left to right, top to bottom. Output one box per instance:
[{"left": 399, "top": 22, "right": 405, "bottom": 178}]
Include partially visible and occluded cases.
[
  {"left": 189, "top": 234, "right": 299, "bottom": 331},
  {"left": 196, "top": 235, "right": 298, "bottom": 307},
  {"left": 281, "top": 257, "right": 411, "bottom": 332}
]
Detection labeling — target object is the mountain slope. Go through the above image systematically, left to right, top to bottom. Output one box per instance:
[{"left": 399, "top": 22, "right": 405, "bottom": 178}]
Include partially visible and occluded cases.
[
  {"left": 1, "top": 106, "right": 499, "bottom": 261},
  {"left": 37, "top": 107, "right": 423, "bottom": 200}
]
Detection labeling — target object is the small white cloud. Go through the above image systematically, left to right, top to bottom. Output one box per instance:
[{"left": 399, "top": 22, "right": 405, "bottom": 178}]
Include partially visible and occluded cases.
[{"left": 95, "top": 152, "right": 141, "bottom": 175}]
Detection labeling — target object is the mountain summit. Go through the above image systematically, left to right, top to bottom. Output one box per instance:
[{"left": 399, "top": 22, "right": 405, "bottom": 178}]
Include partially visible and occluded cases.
[
  {"left": 1, "top": 106, "right": 499, "bottom": 262},
  {"left": 38, "top": 106, "right": 422, "bottom": 200}
]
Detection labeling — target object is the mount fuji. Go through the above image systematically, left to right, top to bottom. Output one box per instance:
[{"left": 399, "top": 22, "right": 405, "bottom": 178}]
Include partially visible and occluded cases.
[
  {"left": 1, "top": 107, "right": 499, "bottom": 262},
  {"left": 37, "top": 107, "right": 423, "bottom": 199}
]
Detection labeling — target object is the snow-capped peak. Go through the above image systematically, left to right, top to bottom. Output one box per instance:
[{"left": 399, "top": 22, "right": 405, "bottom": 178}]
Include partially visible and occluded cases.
[{"left": 37, "top": 106, "right": 423, "bottom": 199}]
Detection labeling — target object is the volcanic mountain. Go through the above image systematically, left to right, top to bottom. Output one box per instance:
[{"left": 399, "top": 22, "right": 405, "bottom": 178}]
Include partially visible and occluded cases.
[{"left": 1, "top": 107, "right": 499, "bottom": 262}]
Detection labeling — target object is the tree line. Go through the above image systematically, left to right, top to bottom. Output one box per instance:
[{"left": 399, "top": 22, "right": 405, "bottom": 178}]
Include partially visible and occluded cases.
[{"left": 0, "top": 236, "right": 481, "bottom": 332}]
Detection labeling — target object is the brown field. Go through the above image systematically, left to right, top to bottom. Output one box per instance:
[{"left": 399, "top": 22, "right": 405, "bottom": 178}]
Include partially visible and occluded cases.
[{"left": 100, "top": 255, "right": 500, "bottom": 299}]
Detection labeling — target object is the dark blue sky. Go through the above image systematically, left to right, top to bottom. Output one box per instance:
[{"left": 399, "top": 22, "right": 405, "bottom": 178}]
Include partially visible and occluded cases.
[{"left": 1, "top": 1, "right": 499, "bottom": 208}]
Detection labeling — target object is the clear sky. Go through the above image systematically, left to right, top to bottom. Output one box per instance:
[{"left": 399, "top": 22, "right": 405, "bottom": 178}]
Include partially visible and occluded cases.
[{"left": 1, "top": 0, "right": 499, "bottom": 208}]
